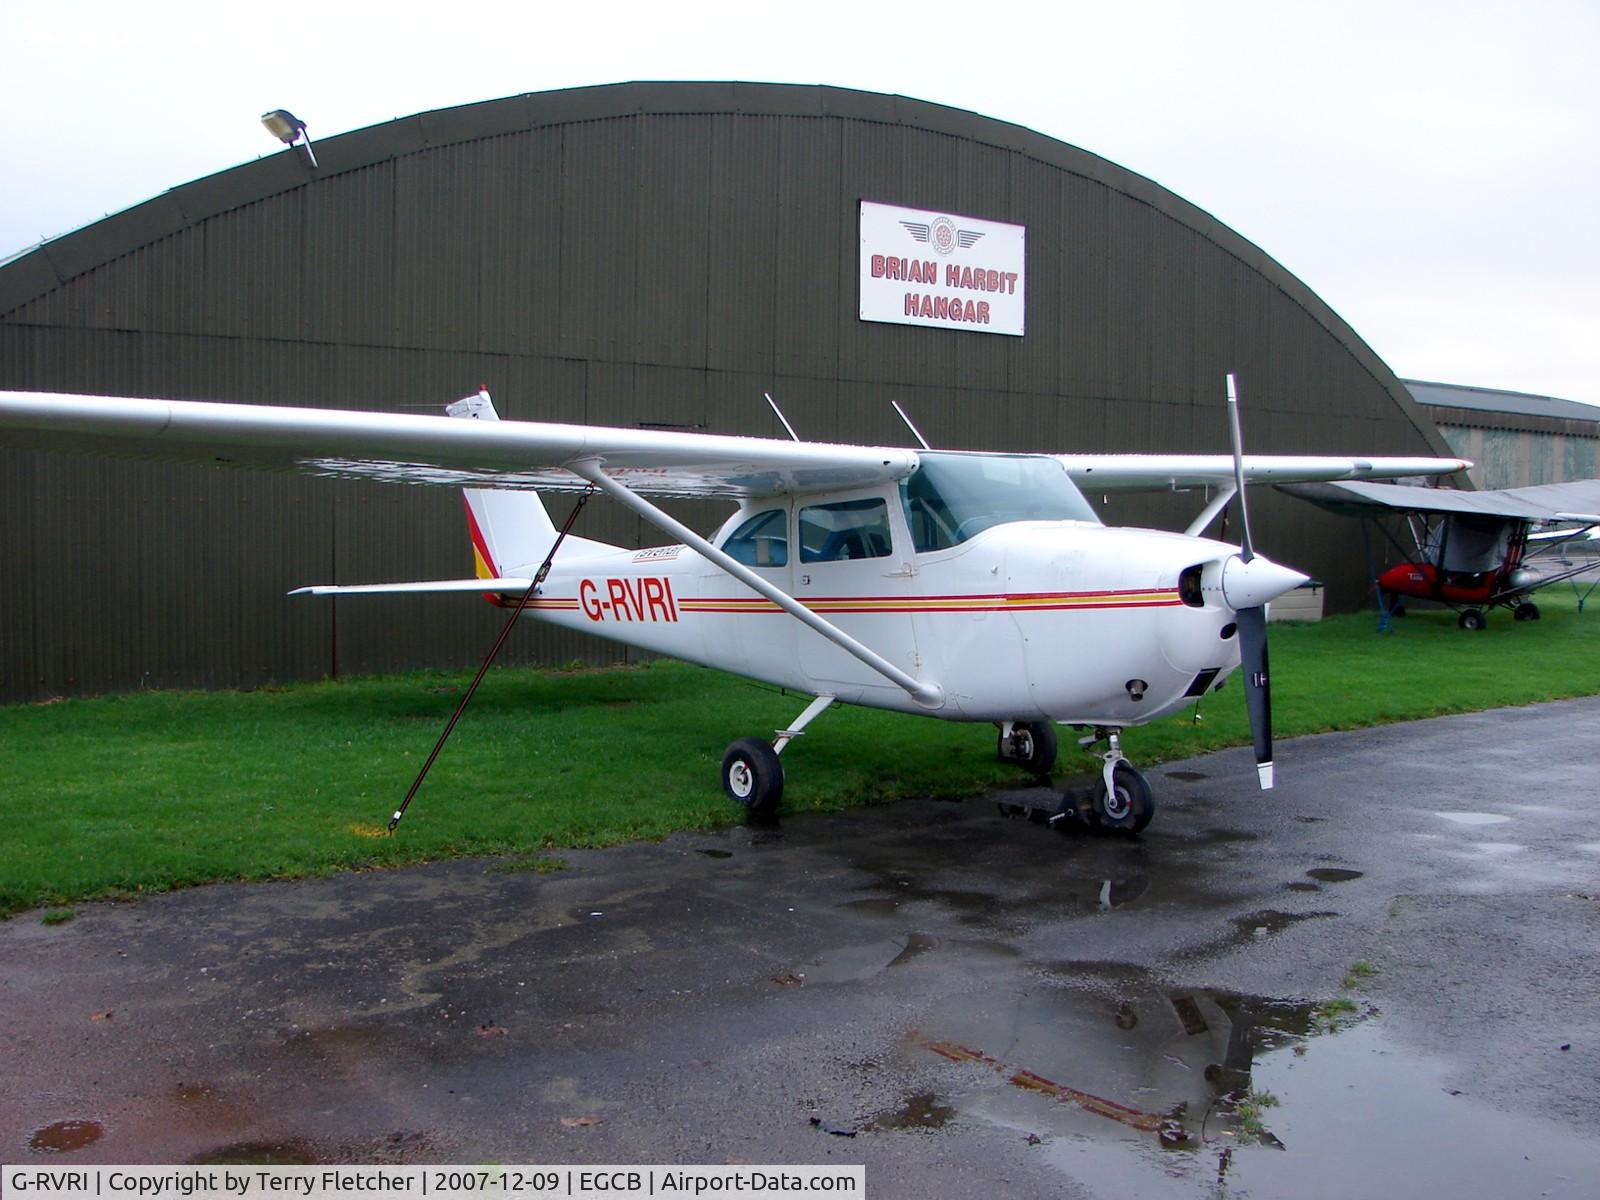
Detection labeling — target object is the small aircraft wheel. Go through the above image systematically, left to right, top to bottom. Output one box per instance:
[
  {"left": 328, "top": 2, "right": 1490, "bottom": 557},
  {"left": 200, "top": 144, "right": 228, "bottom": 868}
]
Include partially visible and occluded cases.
[
  {"left": 1514, "top": 602, "right": 1541, "bottom": 622},
  {"left": 1458, "top": 609, "right": 1487, "bottom": 631},
  {"left": 998, "top": 721, "right": 1058, "bottom": 774},
  {"left": 722, "top": 737, "right": 783, "bottom": 817},
  {"left": 1094, "top": 762, "right": 1154, "bottom": 833}
]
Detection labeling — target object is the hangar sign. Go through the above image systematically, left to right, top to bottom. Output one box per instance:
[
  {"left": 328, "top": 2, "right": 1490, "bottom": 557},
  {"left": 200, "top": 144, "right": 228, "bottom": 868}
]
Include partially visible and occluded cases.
[{"left": 859, "top": 201, "right": 1026, "bottom": 336}]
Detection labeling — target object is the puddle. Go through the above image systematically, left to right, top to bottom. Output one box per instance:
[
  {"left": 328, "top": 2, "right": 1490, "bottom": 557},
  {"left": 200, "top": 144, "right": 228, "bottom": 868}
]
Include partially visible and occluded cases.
[
  {"left": 1164, "top": 771, "right": 1208, "bottom": 782},
  {"left": 1435, "top": 812, "right": 1513, "bottom": 826},
  {"left": 697, "top": 849, "right": 733, "bottom": 859},
  {"left": 1305, "top": 868, "right": 1363, "bottom": 883},
  {"left": 845, "top": 870, "right": 1011, "bottom": 927},
  {"left": 1097, "top": 875, "right": 1148, "bottom": 910},
  {"left": 1204, "top": 909, "right": 1337, "bottom": 954},
  {"left": 796, "top": 933, "right": 936, "bottom": 984},
  {"left": 898, "top": 979, "right": 1600, "bottom": 1198},
  {"left": 1232, "top": 1022, "right": 1598, "bottom": 1198},
  {"left": 866, "top": 1092, "right": 958, "bottom": 1132},
  {"left": 28, "top": 1120, "right": 104, "bottom": 1153}
]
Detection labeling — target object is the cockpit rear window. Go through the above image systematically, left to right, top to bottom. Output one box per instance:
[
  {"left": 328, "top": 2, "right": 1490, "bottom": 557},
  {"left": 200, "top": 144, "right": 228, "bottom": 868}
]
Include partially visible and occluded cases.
[
  {"left": 900, "top": 452, "right": 1100, "bottom": 552},
  {"left": 722, "top": 509, "right": 788, "bottom": 567}
]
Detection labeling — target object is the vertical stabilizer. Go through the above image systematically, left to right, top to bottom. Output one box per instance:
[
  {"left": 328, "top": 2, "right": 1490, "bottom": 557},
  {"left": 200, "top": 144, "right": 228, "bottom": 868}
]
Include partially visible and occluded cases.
[{"left": 446, "top": 391, "right": 558, "bottom": 577}]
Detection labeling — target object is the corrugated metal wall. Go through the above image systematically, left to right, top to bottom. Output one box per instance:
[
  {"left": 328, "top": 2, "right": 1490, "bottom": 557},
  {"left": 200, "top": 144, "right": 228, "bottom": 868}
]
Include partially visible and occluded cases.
[{"left": 0, "top": 83, "right": 1453, "bottom": 703}]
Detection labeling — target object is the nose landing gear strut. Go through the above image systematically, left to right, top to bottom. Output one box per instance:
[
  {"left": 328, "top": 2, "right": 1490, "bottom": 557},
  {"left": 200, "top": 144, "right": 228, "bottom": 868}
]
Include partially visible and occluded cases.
[{"left": 1079, "top": 727, "right": 1155, "bottom": 832}]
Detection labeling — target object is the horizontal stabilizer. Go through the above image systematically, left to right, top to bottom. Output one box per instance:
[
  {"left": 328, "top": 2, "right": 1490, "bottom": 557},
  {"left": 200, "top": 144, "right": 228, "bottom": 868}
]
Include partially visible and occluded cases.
[{"left": 288, "top": 577, "right": 532, "bottom": 597}]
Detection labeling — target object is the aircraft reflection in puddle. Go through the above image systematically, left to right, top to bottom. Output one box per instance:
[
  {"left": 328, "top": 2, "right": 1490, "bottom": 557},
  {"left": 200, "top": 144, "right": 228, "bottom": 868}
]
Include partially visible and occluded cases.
[
  {"left": 896, "top": 975, "right": 1599, "bottom": 1198},
  {"left": 903, "top": 979, "right": 1318, "bottom": 1154}
]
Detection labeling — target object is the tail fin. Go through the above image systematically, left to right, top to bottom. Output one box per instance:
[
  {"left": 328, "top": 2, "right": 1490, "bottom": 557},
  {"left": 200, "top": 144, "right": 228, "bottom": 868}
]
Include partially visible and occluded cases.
[{"left": 446, "top": 390, "right": 558, "bottom": 577}]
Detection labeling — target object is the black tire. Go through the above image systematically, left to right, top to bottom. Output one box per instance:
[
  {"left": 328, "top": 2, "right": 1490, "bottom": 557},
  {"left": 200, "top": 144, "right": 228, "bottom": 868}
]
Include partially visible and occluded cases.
[
  {"left": 1514, "top": 602, "right": 1540, "bottom": 622},
  {"left": 1458, "top": 609, "right": 1487, "bottom": 631},
  {"left": 998, "top": 721, "right": 1058, "bottom": 774},
  {"left": 721, "top": 737, "right": 783, "bottom": 817},
  {"left": 1094, "top": 762, "right": 1154, "bottom": 833}
]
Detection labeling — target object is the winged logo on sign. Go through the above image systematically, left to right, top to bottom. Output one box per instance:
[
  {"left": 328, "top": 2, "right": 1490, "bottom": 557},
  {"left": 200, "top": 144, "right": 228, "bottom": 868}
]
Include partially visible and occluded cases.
[{"left": 899, "top": 217, "right": 986, "bottom": 255}]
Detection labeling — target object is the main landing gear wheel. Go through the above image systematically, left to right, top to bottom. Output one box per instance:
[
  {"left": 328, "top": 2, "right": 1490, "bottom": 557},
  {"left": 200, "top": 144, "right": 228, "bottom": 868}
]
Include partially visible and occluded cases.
[
  {"left": 1514, "top": 602, "right": 1541, "bottom": 621},
  {"left": 1458, "top": 609, "right": 1487, "bottom": 631},
  {"left": 999, "top": 721, "right": 1058, "bottom": 774},
  {"left": 722, "top": 737, "right": 783, "bottom": 819},
  {"left": 1094, "top": 761, "right": 1154, "bottom": 833}
]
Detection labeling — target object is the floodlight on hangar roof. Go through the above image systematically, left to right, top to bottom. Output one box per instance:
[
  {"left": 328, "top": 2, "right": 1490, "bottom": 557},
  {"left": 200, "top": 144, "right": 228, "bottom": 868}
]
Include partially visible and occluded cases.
[{"left": 260, "top": 108, "right": 318, "bottom": 168}]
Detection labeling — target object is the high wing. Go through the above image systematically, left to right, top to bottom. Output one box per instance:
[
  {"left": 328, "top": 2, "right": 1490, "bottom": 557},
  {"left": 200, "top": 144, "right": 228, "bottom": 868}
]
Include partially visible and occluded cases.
[
  {"left": 1, "top": 390, "right": 1472, "bottom": 500},
  {"left": 0, "top": 391, "right": 919, "bottom": 499},
  {"left": 1056, "top": 454, "right": 1471, "bottom": 491},
  {"left": 1278, "top": 478, "right": 1600, "bottom": 525}
]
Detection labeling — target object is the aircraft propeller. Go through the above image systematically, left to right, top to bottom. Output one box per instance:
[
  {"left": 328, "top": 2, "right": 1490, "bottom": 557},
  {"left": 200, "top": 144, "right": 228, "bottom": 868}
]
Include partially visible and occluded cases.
[{"left": 1224, "top": 373, "right": 1297, "bottom": 790}]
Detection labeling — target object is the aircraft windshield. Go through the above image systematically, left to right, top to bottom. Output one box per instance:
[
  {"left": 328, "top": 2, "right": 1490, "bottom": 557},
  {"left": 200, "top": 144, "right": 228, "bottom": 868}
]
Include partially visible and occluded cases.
[
  {"left": 900, "top": 452, "right": 1100, "bottom": 552},
  {"left": 1428, "top": 514, "right": 1512, "bottom": 574}
]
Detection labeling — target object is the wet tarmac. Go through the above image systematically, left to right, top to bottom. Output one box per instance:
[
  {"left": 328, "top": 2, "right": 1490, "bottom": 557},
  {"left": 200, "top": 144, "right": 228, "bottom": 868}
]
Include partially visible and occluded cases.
[{"left": 4, "top": 697, "right": 1599, "bottom": 1198}]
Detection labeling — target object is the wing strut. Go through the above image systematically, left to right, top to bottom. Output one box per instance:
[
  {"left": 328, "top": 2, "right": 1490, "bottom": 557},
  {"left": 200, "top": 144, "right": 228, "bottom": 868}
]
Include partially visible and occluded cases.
[
  {"left": 567, "top": 460, "right": 945, "bottom": 709},
  {"left": 1183, "top": 484, "right": 1237, "bottom": 538},
  {"left": 388, "top": 485, "right": 596, "bottom": 833}
]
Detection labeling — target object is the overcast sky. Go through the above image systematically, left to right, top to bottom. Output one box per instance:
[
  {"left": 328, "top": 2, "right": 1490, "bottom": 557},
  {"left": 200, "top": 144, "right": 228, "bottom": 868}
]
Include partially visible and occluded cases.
[{"left": 4, "top": 0, "right": 1596, "bottom": 406}]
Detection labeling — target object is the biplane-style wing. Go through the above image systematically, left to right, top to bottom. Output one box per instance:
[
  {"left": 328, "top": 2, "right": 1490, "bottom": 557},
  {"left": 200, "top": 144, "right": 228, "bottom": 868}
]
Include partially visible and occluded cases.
[{"left": 1278, "top": 478, "right": 1600, "bottom": 525}]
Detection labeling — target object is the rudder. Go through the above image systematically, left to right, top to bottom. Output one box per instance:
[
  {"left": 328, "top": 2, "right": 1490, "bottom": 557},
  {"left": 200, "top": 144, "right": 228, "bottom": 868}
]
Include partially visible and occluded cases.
[{"left": 446, "top": 391, "right": 558, "bottom": 577}]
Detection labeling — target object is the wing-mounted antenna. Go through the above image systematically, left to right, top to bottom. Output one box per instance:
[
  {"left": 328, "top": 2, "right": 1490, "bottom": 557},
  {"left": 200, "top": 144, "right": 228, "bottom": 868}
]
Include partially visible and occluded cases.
[
  {"left": 764, "top": 393, "right": 801, "bottom": 442},
  {"left": 891, "top": 400, "right": 932, "bottom": 450}
]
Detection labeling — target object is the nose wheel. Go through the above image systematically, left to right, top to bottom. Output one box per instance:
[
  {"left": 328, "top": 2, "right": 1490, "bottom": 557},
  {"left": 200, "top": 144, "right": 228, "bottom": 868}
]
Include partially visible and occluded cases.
[
  {"left": 1082, "top": 727, "right": 1155, "bottom": 833},
  {"left": 1094, "top": 760, "right": 1154, "bottom": 832}
]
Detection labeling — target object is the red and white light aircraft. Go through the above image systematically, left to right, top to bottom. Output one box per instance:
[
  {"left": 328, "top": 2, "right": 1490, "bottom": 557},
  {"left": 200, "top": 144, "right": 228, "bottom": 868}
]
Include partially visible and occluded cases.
[{"left": 0, "top": 379, "right": 1468, "bottom": 831}]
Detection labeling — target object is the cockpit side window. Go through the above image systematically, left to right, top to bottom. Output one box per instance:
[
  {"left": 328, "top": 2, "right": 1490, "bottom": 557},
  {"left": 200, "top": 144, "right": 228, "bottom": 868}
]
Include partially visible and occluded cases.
[
  {"left": 900, "top": 452, "right": 1100, "bottom": 552},
  {"left": 798, "top": 498, "right": 893, "bottom": 563},
  {"left": 722, "top": 508, "right": 789, "bottom": 567}
]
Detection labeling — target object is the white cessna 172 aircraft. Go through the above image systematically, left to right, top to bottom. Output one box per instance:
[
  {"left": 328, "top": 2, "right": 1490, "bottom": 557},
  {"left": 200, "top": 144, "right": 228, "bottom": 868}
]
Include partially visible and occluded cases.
[{"left": 0, "top": 380, "right": 1468, "bottom": 832}]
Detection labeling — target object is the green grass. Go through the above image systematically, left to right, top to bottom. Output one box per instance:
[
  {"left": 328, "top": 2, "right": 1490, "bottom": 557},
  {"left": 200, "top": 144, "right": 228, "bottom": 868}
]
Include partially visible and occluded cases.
[
  {"left": 2, "top": 594, "right": 1597, "bottom": 917},
  {"left": 1342, "top": 959, "right": 1380, "bottom": 990}
]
